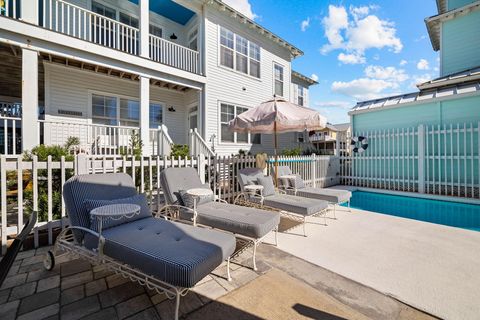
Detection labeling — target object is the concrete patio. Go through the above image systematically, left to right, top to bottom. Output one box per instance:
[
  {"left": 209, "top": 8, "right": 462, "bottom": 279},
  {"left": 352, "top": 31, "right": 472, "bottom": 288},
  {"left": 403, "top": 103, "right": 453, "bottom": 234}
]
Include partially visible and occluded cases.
[
  {"left": 262, "top": 206, "right": 480, "bottom": 320},
  {"left": 0, "top": 237, "right": 432, "bottom": 320}
]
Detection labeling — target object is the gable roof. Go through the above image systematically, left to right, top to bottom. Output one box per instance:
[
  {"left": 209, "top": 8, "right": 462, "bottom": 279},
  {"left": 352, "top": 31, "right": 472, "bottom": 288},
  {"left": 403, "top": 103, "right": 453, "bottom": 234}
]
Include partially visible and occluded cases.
[
  {"left": 205, "top": 0, "right": 303, "bottom": 58},
  {"left": 426, "top": 1, "right": 480, "bottom": 51},
  {"left": 292, "top": 71, "right": 318, "bottom": 86}
]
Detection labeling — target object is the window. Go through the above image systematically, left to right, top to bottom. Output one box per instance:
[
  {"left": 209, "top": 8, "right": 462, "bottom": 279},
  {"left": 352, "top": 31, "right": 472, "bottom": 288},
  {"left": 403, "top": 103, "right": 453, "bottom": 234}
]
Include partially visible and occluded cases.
[
  {"left": 92, "top": 1, "right": 116, "bottom": 19},
  {"left": 91, "top": 2, "right": 116, "bottom": 47},
  {"left": 119, "top": 12, "right": 138, "bottom": 28},
  {"left": 150, "top": 25, "right": 163, "bottom": 38},
  {"left": 219, "top": 27, "right": 261, "bottom": 78},
  {"left": 188, "top": 28, "right": 198, "bottom": 51},
  {"left": 274, "top": 63, "right": 284, "bottom": 97},
  {"left": 297, "top": 85, "right": 305, "bottom": 106},
  {"left": 91, "top": 94, "right": 163, "bottom": 128},
  {"left": 92, "top": 94, "right": 117, "bottom": 125},
  {"left": 119, "top": 98, "right": 140, "bottom": 127},
  {"left": 150, "top": 103, "right": 163, "bottom": 129},
  {"left": 220, "top": 103, "right": 254, "bottom": 143},
  {"left": 220, "top": 104, "right": 235, "bottom": 142},
  {"left": 297, "top": 132, "right": 305, "bottom": 143},
  {"left": 252, "top": 134, "right": 261, "bottom": 144}
]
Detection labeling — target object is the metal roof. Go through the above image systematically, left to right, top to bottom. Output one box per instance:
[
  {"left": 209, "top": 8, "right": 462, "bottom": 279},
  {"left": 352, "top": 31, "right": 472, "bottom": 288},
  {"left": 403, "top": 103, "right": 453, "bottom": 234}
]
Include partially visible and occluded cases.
[
  {"left": 206, "top": 0, "right": 303, "bottom": 58},
  {"left": 426, "top": 1, "right": 480, "bottom": 51},
  {"left": 417, "top": 66, "right": 480, "bottom": 90},
  {"left": 291, "top": 71, "right": 318, "bottom": 86},
  {"left": 350, "top": 81, "right": 480, "bottom": 114},
  {"left": 333, "top": 123, "right": 351, "bottom": 132}
]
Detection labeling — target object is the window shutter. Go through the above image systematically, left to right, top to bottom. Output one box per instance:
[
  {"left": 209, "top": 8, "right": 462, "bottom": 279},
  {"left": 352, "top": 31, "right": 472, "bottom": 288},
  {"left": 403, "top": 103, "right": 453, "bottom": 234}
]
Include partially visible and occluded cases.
[
  {"left": 293, "top": 84, "right": 298, "bottom": 104},
  {"left": 304, "top": 88, "right": 309, "bottom": 107}
]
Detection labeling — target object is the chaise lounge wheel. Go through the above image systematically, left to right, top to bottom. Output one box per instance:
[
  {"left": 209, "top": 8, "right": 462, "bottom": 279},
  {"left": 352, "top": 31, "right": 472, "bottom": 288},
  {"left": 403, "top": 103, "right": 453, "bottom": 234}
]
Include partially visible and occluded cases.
[{"left": 43, "top": 250, "right": 55, "bottom": 271}]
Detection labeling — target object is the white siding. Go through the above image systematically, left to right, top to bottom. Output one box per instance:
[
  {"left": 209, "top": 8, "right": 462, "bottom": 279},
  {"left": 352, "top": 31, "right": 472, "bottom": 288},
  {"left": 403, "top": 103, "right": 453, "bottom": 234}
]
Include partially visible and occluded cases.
[
  {"left": 204, "top": 7, "right": 293, "bottom": 155},
  {"left": 44, "top": 63, "right": 192, "bottom": 145}
]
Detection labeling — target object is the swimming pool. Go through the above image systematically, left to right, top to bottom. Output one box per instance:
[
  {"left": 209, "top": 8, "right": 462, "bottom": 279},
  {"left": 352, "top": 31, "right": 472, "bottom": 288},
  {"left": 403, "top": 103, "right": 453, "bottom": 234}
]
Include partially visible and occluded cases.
[{"left": 342, "top": 191, "right": 480, "bottom": 232}]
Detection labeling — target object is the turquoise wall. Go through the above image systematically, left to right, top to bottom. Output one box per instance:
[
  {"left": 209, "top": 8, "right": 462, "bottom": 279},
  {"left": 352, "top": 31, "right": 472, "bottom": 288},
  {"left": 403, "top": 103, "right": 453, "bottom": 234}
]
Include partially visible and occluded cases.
[
  {"left": 447, "top": 0, "right": 476, "bottom": 10},
  {"left": 441, "top": 10, "right": 480, "bottom": 76},
  {"left": 352, "top": 95, "right": 480, "bottom": 132}
]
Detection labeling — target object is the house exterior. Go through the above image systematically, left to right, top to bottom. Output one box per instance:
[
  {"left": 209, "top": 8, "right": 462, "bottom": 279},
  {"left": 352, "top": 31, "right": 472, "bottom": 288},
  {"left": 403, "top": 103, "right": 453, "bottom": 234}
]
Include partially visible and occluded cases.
[
  {"left": 0, "top": 0, "right": 308, "bottom": 157},
  {"left": 346, "top": 0, "right": 480, "bottom": 195},
  {"left": 349, "top": 0, "right": 480, "bottom": 133},
  {"left": 308, "top": 123, "right": 350, "bottom": 155}
]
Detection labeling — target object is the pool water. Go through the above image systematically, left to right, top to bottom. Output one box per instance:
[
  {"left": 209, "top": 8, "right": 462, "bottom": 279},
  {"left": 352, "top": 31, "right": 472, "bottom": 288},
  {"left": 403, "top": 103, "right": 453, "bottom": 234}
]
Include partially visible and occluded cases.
[{"left": 342, "top": 191, "right": 480, "bottom": 232}]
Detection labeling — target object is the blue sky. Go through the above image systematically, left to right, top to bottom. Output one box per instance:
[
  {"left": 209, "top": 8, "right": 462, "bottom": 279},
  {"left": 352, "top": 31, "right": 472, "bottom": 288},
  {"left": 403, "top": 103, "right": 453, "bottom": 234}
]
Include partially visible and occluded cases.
[{"left": 223, "top": 0, "right": 439, "bottom": 124}]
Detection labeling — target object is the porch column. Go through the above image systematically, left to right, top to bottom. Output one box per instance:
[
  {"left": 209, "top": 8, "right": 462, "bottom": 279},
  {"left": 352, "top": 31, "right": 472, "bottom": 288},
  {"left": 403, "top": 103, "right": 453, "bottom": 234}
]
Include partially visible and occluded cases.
[
  {"left": 21, "top": 0, "right": 38, "bottom": 25},
  {"left": 139, "top": 0, "right": 150, "bottom": 58},
  {"left": 22, "top": 48, "right": 39, "bottom": 151},
  {"left": 140, "top": 76, "right": 150, "bottom": 156}
]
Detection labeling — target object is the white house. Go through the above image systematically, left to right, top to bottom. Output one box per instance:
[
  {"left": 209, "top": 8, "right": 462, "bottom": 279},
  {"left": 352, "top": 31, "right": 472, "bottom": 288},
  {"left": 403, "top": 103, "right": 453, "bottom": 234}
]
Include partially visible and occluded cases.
[{"left": 0, "top": 0, "right": 314, "bottom": 157}]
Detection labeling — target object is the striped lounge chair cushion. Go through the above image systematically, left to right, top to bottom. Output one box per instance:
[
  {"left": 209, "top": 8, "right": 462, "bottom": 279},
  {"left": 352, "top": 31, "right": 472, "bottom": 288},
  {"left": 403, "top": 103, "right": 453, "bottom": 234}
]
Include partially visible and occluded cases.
[{"left": 263, "top": 194, "right": 328, "bottom": 216}]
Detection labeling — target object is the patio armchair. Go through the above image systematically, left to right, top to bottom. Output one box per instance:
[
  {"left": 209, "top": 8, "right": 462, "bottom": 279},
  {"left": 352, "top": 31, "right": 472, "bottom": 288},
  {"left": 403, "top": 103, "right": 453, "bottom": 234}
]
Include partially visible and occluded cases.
[
  {"left": 275, "top": 166, "right": 352, "bottom": 219},
  {"left": 159, "top": 167, "right": 280, "bottom": 271},
  {"left": 237, "top": 168, "right": 329, "bottom": 237},
  {"left": 44, "top": 173, "right": 236, "bottom": 320}
]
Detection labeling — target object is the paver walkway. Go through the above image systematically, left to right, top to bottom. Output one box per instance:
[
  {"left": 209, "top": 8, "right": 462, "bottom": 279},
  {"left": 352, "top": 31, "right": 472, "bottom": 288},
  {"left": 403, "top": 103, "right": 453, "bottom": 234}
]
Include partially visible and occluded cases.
[{"left": 0, "top": 238, "right": 432, "bottom": 319}]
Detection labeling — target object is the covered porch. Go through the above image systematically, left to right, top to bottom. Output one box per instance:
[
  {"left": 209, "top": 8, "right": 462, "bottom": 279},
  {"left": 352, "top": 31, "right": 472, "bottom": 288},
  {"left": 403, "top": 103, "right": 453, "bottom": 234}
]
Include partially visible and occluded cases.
[{"left": 0, "top": 43, "right": 210, "bottom": 156}]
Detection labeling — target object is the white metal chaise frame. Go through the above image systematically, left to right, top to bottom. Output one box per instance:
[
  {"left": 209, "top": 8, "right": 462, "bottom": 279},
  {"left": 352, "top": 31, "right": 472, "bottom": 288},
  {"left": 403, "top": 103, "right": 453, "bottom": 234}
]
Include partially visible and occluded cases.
[{"left": 43, "top": 221, "right": 232, "bottom": 320}]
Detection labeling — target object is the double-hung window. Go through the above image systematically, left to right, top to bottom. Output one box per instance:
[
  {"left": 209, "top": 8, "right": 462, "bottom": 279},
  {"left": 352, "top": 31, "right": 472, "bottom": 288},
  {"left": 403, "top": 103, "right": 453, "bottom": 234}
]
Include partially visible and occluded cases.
[
  {"left": 91, "top": 1, "right": 116, "bottom": 47},
  {"left": 219, "top": 27, "right": 261, "bottom": 78},
  {"left": 189, "top": 28, "right": 198, "bottom": 51},
  {"left": 274, "top": 63, "right": 284, "bottom": 97},
  {"left": 297, "top": 85, "right": 305, "bottom": 106},
  {"left": 92, "top": 94, "right": 117, "bottom": 126},
  {"left": 119, "top": 98, "right": 140, "bottom": 127},
  {"left": 149, "top": 103, "right": 163, "bottom": 129},
  {"left": 220, "top": 104, "right": 252, "bottom": 143}
]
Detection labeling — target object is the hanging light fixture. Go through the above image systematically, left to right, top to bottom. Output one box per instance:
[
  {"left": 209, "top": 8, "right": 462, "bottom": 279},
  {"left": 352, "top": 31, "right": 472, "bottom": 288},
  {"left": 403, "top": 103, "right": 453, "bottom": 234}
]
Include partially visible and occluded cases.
[{"left": 170, "top": 33, "right": 178, "bottom": 40}]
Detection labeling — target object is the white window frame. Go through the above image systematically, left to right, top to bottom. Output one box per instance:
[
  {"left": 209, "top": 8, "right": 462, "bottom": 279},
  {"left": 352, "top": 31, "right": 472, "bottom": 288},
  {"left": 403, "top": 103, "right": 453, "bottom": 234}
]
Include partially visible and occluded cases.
[
  {"left": 218, "top": 26, "right": 261, "bottom": 79},
  {"left": 188, "top": 27, "right": 198, "bottom": 51},
  {"left": 273, "top": 62, "right": 285, "bottom": 97},
  {"left": 297, "top": 85, "right": 305, "bottom": 106},
  {"left": 88, "top": 90, "right": 164, "bottom": 128},
  {"left": 218, "top": 102, "right": 253, "bottom": 144}
]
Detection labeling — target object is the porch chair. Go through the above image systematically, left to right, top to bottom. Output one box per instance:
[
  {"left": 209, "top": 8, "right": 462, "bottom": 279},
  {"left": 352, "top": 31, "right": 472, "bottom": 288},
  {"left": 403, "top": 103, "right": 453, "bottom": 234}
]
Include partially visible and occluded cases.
[
  {"left": 275, "top": 166, "right": 352, "bottom": 219},
  {"left": 159, "top": 167, "right": 280, "bottom": 271},
  {"left": 237, "top": 168, "right": 329, "bottom": 237},
  {"left": 43, "top": 173, "right": 236, "bottom": 320}
]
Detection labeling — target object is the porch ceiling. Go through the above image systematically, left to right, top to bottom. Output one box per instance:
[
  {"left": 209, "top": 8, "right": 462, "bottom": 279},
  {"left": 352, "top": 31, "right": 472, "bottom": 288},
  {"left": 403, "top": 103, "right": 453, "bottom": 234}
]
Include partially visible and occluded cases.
[
  {"left": 128, "top": 0, "right": 196, "bottom": 25},
  {"left": 39, "top": 53, "right": 192, "bottom": 92}
]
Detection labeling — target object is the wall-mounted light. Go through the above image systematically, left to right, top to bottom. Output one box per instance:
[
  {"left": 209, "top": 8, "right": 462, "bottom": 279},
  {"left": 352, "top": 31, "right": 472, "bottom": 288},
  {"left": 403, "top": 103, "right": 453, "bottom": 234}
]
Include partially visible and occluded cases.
[
  {"left": 170, "top": 33, "right": 178, "bottom": 40},
  {"left": 168, "top": 106, "right": 176, "bottom": 112}
]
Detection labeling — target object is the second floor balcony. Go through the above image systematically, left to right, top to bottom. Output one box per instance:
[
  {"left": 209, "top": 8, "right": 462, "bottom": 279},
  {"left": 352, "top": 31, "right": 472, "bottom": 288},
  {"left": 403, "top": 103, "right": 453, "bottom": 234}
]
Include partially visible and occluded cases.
[{"left": 1, "top": 0, "right": 202, "bottom": 75}]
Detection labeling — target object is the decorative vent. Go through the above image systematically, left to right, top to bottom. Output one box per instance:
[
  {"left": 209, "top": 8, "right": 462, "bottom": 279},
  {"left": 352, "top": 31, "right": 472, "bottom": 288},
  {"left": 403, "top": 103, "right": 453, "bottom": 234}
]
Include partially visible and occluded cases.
[{"left": 58, "top": 109, "right": 82, "bottom": 117}]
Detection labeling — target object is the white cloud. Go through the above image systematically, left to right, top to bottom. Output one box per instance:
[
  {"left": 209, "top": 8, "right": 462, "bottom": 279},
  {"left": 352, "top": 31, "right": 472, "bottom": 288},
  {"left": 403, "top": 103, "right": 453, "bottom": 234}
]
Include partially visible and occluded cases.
[
  {"left": 223, "top": 0, "right": 257, "bottom": 20},
  {"left": 320, "top": 5, "right": 349, "bottom": 53},
  {"left": 321, "top": 5, "right": 402, "bottom": 65},
  {"left": 301, "top": 17, "right": 310, "bottom": 32},
  {"left": 414, "top": 35, "right": 427, "bottom": 42},
  {"left": 338, "top": 52, "right": 366, "bottom": 64},
  {"left": 399, "top": 59, "right": 408, "bottom": 66},
  {"left": 417, "top": 59, "right": 430, "bottom": 70},
  {"left": 364, "top": 65, "right": 409, "bottom": 82},
  {"left": 411, "top": 73, "right": 434, "bottom": 88},
  {"left": 311, "top": 74, "right": 319, "bottom": 82},
  {"left": 332, "top": 78, "right": 396, "bottom": 101}
]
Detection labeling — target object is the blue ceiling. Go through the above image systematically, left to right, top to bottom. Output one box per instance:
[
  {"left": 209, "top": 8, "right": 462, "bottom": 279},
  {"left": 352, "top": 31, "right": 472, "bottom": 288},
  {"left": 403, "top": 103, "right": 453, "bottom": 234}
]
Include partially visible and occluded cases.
[{"left": 128, "top": 0, "right": 195, "bottom": 25}]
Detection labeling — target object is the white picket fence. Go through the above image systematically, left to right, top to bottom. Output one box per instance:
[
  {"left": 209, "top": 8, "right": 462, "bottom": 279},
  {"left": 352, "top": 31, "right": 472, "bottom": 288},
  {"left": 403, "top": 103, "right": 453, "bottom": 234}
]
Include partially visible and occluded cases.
[
  {"left": 340, "top": 122, "right": 480, "bottom": 199},
  {"left": 0, "top": 154, "right": 338, "bottom": 253}
]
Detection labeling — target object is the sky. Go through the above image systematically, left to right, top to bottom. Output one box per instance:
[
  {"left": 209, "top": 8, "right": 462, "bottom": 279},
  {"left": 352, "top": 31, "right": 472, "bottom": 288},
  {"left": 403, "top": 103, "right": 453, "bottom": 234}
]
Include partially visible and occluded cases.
[{"left": 223, "top": 0, "right": 439, "bottom": 124}]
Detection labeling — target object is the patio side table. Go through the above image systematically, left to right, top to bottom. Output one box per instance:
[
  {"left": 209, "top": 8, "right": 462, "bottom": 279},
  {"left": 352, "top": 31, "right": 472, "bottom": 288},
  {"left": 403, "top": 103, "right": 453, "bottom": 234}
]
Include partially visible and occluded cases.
[
  {"left": 186, "top": 188, "right": 213, "bottom": 226},
  {"left": 90, "top": 203, "right": 141, "bottom": 236}
]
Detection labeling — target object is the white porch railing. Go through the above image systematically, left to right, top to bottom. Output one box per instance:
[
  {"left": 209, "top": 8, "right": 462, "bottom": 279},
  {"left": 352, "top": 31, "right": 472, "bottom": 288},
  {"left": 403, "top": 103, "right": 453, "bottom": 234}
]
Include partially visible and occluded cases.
[
  {"left": 0, "top": 0, "right": 19, "bottom": 19},
  {"left": 41, "top": 0, "right": 139, "bottom": 55},
  {"left": 150, "top": 34, "right": 200, "bottom": 74},
  {"left": 0, "top": 102, "right": 22, "bottom": 155},
  {"left": 40, "top": 120, "right": 139, "bottom": 155},
  {"left": 150, "top": 125, "right": 173, "bottom": 156},
  {"left": 189, "top": 128, "right": 215, "bottom": 157}
]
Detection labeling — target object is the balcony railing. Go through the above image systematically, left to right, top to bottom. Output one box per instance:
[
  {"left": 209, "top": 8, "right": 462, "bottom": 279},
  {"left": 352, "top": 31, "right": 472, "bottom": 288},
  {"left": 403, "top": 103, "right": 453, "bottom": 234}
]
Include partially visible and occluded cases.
[{"left": 35, "top": 0, "right": 200, "bottom": 74}]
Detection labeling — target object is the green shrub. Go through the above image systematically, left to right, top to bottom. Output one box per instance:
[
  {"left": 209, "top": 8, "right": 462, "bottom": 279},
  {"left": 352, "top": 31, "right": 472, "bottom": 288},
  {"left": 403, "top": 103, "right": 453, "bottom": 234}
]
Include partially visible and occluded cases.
[
  {"left": 64, "top": 136, "right": 81, "bottom": 151},
  {"left": 23, "top": 144, "right": 73, "bottom": 162},
  {"left": 170, "top": 144, "right": 189, "bottom": 158},
  {"left": 281, "top": 147, "right": 301, "bottom": 156}
]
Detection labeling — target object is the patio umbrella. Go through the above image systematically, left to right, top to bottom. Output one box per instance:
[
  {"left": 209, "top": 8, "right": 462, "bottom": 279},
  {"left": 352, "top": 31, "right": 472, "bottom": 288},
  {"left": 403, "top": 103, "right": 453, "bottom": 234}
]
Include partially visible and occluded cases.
[{"left": 228, "top": 96, "right": 327, "bottom": 185}]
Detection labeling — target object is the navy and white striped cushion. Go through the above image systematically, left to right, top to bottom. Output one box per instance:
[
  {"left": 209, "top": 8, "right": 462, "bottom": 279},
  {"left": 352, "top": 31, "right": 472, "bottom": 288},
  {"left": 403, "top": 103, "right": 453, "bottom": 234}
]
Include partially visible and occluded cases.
[{"left": 84, "top": 194, "right": 152, "bottom": 232}]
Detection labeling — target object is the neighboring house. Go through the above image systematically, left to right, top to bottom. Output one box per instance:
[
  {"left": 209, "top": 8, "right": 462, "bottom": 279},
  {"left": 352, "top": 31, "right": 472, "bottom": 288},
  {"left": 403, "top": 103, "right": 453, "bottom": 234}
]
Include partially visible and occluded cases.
[
  {"left": 0, "top": 0, "right": 308, "bottom": 157},
  {"left": 350, "top": 0, "right": 480, "bottom": 133},
  {"left": 308, "top": 123, "right": 351, "bottom": 155}
]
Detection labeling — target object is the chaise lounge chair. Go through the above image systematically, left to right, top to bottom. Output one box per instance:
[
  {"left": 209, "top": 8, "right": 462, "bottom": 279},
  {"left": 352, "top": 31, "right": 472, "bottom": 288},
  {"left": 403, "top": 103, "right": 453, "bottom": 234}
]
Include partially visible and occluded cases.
[
  {"left": 275, "top": 166, "right": 352, "bottom": 218},
  {"left": 159, "top": 167, "right": 280, "bottom": 271},
  {"left": 237, "top": 168, "right": 329, "bottom": 236},
  {"left": 43, "top": 173, "right": 236, "bottom": 320}
]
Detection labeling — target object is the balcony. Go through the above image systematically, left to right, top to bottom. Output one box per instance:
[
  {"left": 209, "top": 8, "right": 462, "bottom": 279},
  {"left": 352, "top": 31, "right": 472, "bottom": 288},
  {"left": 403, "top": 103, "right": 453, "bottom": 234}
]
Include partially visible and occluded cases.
[
  {"left": 1, "top": 0, "right": 201, "bottom": 75},
  {"left": 309, "top": 133, "right": 335, "bottom": 142}
]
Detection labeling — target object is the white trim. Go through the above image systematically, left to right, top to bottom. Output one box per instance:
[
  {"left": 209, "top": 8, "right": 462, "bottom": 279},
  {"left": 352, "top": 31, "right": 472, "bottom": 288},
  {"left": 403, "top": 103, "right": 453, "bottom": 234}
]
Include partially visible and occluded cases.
[
  {"left": 273, "top": 61, "right": 285, "bottom": 98},
  {"left": 217, "top": 100, "right": 253, "bottom": 146}
]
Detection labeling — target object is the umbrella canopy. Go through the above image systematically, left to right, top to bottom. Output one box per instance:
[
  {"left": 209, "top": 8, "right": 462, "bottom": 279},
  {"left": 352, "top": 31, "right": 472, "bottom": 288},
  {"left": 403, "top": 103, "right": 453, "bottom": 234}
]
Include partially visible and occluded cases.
[{"left": 228, "top": 97, "right": 327, "bottom": 134}]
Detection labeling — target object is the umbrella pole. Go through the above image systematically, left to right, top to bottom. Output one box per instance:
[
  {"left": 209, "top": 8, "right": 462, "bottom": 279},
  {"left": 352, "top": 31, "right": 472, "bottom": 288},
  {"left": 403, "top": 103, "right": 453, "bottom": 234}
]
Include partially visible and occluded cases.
[{"left": 274, "top": 120, "right": 278, "bottom": 187}]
